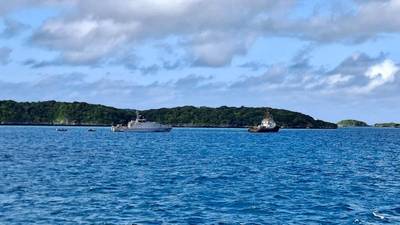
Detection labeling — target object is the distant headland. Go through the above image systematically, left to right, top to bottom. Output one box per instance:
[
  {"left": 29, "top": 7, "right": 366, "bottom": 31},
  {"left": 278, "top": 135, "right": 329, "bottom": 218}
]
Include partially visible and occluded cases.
[{"left": 0, "top": 100, "right": 337, "bottom": 129}]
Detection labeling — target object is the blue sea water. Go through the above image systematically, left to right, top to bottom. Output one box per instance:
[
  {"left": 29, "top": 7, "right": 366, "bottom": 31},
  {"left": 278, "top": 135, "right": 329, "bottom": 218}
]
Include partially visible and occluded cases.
[{"left": 0, "top": 127, "right": 399, "bottom": 224}]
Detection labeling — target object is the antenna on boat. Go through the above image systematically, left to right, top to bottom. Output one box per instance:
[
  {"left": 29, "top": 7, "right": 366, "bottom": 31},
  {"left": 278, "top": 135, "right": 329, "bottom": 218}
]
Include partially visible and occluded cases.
[
  {"left": 135, "top": 110, "right": 140, "bottom": 122},
  {"left": 264, "top": 110, "right": 272, "bottom": 119}
]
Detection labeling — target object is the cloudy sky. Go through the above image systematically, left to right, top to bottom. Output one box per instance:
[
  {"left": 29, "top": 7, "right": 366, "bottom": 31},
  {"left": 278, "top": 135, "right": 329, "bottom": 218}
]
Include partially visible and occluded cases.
[{"left": 1, "top": 0, "right": 400, "bottom": 123}]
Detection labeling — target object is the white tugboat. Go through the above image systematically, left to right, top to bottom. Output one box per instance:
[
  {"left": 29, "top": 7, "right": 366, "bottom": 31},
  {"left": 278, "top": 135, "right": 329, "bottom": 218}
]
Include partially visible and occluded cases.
[
  {"left": 111, "top": 111, "right": 172, "bottom": 132},
  {"left": 248, "top": 111, "right": 280, "bottom": 133}
]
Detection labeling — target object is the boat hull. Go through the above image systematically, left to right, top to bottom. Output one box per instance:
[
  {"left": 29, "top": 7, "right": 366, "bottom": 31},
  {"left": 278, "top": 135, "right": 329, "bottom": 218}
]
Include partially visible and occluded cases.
[
  {"left": 248, "top": 126, "right": 280, "bottom": 133},
  {"left": 111, "top": 127, "right": 172, "bottom": 132}
]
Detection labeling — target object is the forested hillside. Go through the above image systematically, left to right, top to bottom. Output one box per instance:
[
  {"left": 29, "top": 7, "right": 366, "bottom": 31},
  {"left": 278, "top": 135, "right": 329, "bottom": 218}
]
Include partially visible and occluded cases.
[{"left": 0, "top": 100, "right": 337, "bottom": 128}]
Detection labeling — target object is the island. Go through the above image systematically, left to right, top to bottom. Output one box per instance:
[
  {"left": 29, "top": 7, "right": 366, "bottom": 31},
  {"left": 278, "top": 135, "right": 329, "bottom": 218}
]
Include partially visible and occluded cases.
[
  {"left": 0, "top": 100, "right": 337, "bottom": 129},
  {"left": 337, "top": 119, "right": 369, "bottom": 128},
  {"left": 374, "top": 123, "right": 400, "bottom": 128}
]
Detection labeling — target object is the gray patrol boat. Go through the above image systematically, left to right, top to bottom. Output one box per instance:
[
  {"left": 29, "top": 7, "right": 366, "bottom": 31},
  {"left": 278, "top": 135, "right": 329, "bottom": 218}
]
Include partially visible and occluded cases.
[{"left": 111, "top": 111, "right": 172, "bottom": 132}]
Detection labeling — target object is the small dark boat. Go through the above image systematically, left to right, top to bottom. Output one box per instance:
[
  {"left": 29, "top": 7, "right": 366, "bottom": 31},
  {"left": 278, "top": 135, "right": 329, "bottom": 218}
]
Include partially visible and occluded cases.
[
  {"left": 248, "top": 111, "right": 280, "bottom": 133},
  {"left": 56, "top": 128, "right": 68, "bottom": 132},
  {"left": 88, "top": 129, "right": 96, "bottom": 132}
]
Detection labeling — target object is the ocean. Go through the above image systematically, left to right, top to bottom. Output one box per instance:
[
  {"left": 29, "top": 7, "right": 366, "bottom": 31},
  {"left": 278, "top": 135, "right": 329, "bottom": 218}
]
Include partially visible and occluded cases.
[{"left": 1, "top": 127, "right": 399, "bottom": 224}]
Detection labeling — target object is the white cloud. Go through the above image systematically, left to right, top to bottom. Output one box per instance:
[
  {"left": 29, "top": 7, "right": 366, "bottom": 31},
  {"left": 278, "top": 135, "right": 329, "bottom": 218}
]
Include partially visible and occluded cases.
[
  {"left": 0, "top": 0, "right": 75, "bottom": 16},
  {"left": 3, "top": 0, "right": 400, "bottom": 68},
  {"left": 29, "top": 0, "right": 295, "bottom": 66},
  {"left": 273, "top": 0, "right": 400, "bottom": 43},
  {"left": 33, "top": 17, "right": 138, "bottom": 64},
  {"left": 190, "top": 31, "right": 256, "bottom": 67},
  {"left": 231, "top": 52, "right": 400, "bottom": 98},
  {"left": 357, "top": 59, "right": 399, "bottom": 93},
  {"left": 366, "top": 60, "right": 398, "bottom": 81},
  {"left": 326, "top": 74, "right": 353, "bottom": 86}
]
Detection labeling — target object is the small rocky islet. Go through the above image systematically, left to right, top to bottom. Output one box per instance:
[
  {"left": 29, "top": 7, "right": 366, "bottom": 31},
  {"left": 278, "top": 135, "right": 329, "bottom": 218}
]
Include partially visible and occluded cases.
[
  {"left": 337, "top": 119, "right": 400, "bottom": 128},
  {"left": 337, "top": 119, "right": 369, "bottom": 128},
  {"left": 374, "top": 122, "right": 400, "bottom": 128}
]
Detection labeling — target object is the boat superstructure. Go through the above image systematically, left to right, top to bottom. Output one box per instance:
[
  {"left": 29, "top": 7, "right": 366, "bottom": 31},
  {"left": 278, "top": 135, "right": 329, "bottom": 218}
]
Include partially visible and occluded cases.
[
  {"left": 111, "top": 111, "right": 172, "bottom": 132},
  {"left": 248, "top": 111, "right": 280, "bottom": 133}
]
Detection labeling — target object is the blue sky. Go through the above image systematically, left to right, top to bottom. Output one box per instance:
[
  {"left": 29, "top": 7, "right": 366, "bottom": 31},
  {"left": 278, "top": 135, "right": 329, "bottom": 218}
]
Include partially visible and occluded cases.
[{"left": 1, "top": 0, "right": 400, "bottom": 124}]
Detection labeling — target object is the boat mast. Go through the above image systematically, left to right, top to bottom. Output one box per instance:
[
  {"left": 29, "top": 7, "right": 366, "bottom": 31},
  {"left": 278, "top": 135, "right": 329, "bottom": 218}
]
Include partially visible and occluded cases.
[{"left": 136, "top": 110, "right": 139, "bottom": 122}]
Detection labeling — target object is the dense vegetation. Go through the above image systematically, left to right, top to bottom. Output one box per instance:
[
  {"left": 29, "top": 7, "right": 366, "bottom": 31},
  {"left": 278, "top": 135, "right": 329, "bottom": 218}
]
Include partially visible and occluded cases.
[
  {"left": 0, "top": 100, "right": 337, "bottom": 129},
  {"left": 0, "top": 100, "right": 133, "bottom": 125},
  {"left": 143, "top": 106, "right": 337, "bottom": 128},
  {"left": 337, "top": 119, "right": 369, "bottom": 127},
  {"left": 374, "top": 123, "right": 400, "bottom": 128}
]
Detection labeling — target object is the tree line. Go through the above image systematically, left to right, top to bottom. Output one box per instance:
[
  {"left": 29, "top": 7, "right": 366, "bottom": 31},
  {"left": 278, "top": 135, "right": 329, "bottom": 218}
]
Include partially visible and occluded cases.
[{"left": 0, "top": 100, "right": 337, "bottom": 128}]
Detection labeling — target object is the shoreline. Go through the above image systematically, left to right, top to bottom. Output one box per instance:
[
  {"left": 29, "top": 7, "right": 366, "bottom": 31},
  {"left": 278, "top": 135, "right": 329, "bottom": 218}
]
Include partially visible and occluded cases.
[
  {"left": 0, "top": 123, "right": 109, "bottom": 127},
  {"left": 1, "top": 123, "right": 337, "bottom": 129},
  {"left": 1, "top": 124, "right": 398, "bottom": 130},
  {"left": 2, "top": 124, "right": 399, "bottom": 129}
]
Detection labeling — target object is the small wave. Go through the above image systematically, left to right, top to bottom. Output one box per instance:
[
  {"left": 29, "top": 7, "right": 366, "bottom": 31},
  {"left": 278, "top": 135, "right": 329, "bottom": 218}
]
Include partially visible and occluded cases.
[
  {"left": 0, "top": 154, "right": 13, "bottom": 161},
  {"left": 192, "top": 174, "right": 235, "bottom": 184},
  {"left": 7, "top": 185, "right": 26, "bottom": 193},
  {"left": 88, "top": 186, "right": 118, "bottom": 193},
  {"left": 273, "top": 194, "right": 289, "bottom": 200},
  {"left": 393, "top": 207, "right": 400, "bottom": 214},
  {"left": 372, "top": 211, "right": 385, "bottom": 220}
]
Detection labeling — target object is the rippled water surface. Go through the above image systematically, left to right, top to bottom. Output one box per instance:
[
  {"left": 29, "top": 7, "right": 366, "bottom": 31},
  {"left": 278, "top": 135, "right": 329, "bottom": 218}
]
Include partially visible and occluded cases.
[{"left": 1, "top": 127, "right": 400, "bottom": 224}]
